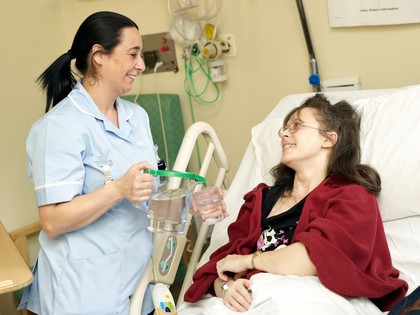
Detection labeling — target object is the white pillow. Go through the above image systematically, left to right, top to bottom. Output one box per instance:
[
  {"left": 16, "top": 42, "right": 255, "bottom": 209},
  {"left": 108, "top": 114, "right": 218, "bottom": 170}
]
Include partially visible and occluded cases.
[
  {"left": 356, "top": 84, "right": 420, "bottom": 221},
  {"left": 251, "top": 118, "right": 283, "bottom": 185},
  {"left": 384, "top": 216, "right": 420, "bottom": 294}
]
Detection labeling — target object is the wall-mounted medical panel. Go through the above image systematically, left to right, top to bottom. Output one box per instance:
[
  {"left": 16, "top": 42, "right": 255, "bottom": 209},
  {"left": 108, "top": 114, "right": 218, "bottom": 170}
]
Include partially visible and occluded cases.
[{"left": 142, "top": 32, "right": 179, "bottom": 74}]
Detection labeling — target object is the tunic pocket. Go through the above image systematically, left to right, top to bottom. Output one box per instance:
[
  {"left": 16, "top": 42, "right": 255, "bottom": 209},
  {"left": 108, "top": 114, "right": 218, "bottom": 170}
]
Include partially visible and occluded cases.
[{"left": 54, "top": 250, "right": 122, "bottom": 315}]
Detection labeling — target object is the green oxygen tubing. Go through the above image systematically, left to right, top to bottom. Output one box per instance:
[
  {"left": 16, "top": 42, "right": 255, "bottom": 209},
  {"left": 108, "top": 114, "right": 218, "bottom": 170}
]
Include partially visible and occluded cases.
[{"left": 145, "top": 169, "right": 207, "bottom": 188}]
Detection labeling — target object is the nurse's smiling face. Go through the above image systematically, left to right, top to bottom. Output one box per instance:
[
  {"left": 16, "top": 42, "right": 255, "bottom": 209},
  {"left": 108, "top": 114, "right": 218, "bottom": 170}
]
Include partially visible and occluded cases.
[{"left": 101, "top": 27, "right": 146, "bottom": 97}]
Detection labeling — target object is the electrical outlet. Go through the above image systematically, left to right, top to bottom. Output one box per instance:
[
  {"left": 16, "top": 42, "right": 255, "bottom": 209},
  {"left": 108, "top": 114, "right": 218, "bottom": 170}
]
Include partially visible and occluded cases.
[{"left": 217, "top": 34, "right": 237, "bottom": 58}]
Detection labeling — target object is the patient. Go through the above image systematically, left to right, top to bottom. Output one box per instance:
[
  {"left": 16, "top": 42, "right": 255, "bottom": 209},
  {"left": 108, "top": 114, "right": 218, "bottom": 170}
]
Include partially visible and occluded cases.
[{"left": 184, "top": 93, "right": 408, "bottom": 312}]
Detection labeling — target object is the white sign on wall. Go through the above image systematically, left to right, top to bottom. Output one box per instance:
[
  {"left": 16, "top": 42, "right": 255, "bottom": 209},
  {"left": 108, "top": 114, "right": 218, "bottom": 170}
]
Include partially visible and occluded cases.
[{"left": 327, "top": 0, "right": 420, "bottom": 27}]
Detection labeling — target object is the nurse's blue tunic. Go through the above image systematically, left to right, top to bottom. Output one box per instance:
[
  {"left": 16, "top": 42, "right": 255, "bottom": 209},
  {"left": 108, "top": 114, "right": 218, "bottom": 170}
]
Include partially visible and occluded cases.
[{"left": 19, "top": 81, "right": 157, "bottom": 315}]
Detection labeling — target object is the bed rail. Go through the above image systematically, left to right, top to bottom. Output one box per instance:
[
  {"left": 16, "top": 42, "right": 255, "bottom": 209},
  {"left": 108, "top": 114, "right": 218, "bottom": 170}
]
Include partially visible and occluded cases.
[{"left": 129, "top": 121, "right": 229, "bottom": 314}]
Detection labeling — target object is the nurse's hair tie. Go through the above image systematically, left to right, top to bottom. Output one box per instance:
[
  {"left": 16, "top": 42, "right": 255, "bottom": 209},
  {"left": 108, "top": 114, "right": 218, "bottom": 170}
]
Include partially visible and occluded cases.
[{"left": 67, "top": 49, "right": 75, "bottom": 60}]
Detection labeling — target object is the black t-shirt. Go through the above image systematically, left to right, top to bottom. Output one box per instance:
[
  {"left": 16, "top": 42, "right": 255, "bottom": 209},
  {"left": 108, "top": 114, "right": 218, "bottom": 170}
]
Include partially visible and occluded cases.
[{"left": 258, "top": 182, "right": 306, "bottom": 252}]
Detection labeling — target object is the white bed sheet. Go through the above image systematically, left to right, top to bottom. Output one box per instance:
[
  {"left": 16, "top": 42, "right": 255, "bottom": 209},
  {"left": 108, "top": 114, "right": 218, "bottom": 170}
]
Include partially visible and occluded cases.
[
  {"left": 179, "top": 86, "right": 420, "bottom": 314},
  {"left": 179, "top": 274, "right": 383, "bottom": 315}
]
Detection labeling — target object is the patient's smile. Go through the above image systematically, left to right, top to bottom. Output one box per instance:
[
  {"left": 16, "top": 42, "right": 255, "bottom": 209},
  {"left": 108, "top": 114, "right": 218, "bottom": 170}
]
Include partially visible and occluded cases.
[{"left": 283, "top": 144, "right": 296, "bottom": 151}]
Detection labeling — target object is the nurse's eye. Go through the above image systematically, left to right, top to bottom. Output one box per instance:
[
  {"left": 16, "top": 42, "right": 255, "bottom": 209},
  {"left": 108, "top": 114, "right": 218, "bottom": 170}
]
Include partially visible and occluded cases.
[{"left": 128, "top": 49, "right": 142, "bottom": 59}]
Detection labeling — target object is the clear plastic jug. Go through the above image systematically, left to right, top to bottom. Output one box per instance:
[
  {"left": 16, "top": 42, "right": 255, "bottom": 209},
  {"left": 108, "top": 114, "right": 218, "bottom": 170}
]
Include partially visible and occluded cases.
[{"left": 146, "top": 169, "right": 206, "bottom": 235}]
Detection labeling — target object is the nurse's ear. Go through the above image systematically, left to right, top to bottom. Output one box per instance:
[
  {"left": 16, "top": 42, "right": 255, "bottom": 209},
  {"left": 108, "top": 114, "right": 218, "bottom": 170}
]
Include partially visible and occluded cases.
[
  {"left": 91, "top": 44, "right": 106, "bottom": 66},
  {"left": 322, "top": 131, "right": 338, "bottom": 148}
]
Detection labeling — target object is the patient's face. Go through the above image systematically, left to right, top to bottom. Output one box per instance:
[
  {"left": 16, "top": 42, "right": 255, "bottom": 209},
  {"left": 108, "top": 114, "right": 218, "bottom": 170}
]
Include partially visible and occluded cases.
[{"left": 280, "top": 108, "right": 327, "bottom": 170}]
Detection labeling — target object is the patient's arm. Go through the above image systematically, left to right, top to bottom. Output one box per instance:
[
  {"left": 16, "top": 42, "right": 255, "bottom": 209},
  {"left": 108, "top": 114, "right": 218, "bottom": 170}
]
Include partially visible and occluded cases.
[{"left": 216, "top": 242, "right": 316, "bottom": 281}]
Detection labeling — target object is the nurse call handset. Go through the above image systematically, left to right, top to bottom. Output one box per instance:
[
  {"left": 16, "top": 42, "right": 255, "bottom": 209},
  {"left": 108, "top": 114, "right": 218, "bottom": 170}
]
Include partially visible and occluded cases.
[{"left": 152, "top": 283, "right": 177, "bottom": 315}]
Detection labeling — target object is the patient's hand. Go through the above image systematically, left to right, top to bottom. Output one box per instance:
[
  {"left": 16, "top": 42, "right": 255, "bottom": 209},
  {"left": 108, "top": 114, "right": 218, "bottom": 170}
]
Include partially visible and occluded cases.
[
  {"left": 188, "top": 188, "right": 229, "bottom": 219},
  {"left": 216, "top": 254, "right": 253, "bottom": 281},
  {"left": 222, "top": 278, "right": 253, "bottom": 312}
]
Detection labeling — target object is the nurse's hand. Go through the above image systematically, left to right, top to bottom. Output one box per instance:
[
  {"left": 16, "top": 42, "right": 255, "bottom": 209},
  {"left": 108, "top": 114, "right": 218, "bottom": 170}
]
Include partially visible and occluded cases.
[{"left": 115, "top": 161, "right": 154, "bottom": 204}]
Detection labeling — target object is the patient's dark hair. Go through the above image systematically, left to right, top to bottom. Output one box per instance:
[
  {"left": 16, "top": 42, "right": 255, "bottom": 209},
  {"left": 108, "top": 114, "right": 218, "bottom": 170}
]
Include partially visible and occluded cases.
[
  {"left": 37, "top": 11, "right": 139, "bottom": 112},
  {"left": 270, "top": 93, "right": 381, "bottom": 195}
]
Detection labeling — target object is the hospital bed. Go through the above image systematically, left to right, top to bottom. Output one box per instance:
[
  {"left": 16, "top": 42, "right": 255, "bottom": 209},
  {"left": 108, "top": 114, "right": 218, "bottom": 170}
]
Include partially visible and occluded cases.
[
  {"left": 173, "top": 84, "right": 420, "bottom": 314},
  {"left": 129, "top": 121, "right": 230, "bottom": 315}
]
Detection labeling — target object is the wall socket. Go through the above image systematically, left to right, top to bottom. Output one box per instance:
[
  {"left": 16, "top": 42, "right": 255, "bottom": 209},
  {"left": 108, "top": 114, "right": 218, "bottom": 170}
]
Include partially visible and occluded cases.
[{"left": 217, "top": 34, "right": 237, "bottom": 58}]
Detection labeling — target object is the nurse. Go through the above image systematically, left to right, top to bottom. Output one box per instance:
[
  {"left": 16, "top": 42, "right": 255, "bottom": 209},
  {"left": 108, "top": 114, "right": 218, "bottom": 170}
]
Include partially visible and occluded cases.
[{"left": 19, "top": 11, "right": 157, "bottom": 315}]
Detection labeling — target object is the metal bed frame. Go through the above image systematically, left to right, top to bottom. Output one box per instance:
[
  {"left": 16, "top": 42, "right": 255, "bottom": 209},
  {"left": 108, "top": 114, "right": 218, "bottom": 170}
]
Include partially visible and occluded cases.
[{"left": 129, "top": 121, "right": 230, "bottom": 314}]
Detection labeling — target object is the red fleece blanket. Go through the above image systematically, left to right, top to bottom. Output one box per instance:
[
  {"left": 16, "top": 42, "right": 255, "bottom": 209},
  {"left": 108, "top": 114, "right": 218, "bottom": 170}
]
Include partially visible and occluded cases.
[{"left": 184, "top": 174, "right": 408, "bottom": 311}]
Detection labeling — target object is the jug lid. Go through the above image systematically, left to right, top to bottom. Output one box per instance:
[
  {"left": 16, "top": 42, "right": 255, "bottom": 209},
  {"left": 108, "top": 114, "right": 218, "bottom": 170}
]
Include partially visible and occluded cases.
[{"left": 145, "top": 169, "right": 207, "bottom": 187}]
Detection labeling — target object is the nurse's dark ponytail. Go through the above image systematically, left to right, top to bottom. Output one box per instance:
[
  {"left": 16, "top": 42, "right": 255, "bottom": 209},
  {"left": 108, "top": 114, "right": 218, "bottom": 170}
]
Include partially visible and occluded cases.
[
  {"left": 37, "top": 11, "right": 138, "bottom": 113},
  {"left": 37, "top": 51, "right": 76, "bottom": 113}
]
